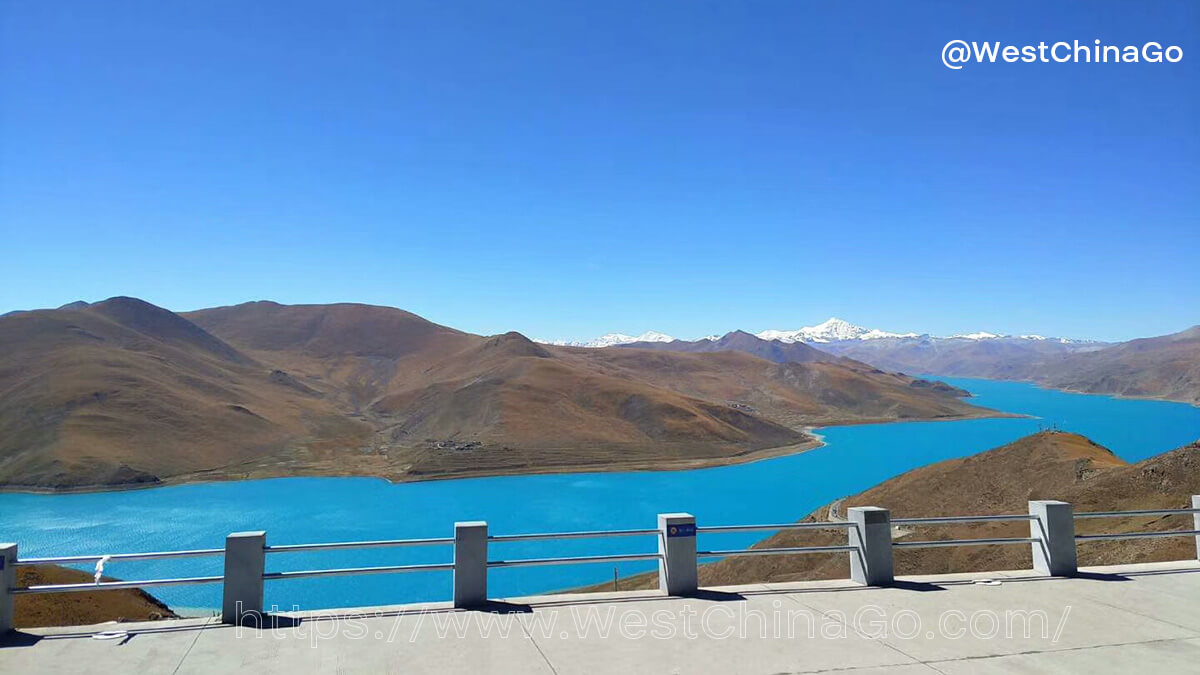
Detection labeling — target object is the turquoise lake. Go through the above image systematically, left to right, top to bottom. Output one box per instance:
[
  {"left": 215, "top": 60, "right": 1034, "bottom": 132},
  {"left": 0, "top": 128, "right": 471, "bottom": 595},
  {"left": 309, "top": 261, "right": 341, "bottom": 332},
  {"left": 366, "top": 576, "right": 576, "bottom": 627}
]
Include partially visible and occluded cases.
[{"left": 3, "top": 377, "right": 1199, "bottom": 612}]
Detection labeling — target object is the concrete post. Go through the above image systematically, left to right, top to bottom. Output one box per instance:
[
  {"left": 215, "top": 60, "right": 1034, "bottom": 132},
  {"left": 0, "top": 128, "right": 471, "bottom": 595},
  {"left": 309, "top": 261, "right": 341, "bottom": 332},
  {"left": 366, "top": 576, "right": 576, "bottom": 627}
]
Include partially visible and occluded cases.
[
  {"left": 1192, "top": 496, "right": 1200, "bottom": 561},
  {"left": 1029, "top": 500, "right": 1077, "bottom": 576},
  {"left": 848, "top": 507, "right": 894, "bottom": 586},
  {"left": 657, "top": 513, "right": 697, "bottom": 596},
  {"left": 453, "top": 521, "right": 488, "bottom": 608},
  {"left": 222, "top": 531, "right": 266, "bottom": 625},
  {"left": 1, "top": 543, "right": 15, "bottom": 634}
]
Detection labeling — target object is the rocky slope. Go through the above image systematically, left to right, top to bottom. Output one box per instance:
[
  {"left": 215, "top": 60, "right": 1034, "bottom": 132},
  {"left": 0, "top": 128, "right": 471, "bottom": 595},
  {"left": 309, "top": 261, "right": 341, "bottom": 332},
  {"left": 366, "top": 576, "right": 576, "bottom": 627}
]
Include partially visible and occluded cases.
[{"left": 1033, "top": 326, "right": 1200, "bottom": 404}]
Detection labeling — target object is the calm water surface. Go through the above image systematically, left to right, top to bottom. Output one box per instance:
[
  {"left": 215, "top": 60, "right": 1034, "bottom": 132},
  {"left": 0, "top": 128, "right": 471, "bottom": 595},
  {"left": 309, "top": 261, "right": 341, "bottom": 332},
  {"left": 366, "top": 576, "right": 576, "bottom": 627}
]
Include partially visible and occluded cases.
[{"left": 3, "top": 378, "right": 1198, "bottom": 611}]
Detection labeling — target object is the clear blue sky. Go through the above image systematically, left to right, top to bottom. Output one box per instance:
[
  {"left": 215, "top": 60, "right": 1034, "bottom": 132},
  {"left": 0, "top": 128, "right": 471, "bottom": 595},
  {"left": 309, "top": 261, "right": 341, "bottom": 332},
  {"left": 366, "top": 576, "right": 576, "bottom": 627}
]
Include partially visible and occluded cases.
[{"left": 2, "top": 1, "right": 1197, "bottom": 342}]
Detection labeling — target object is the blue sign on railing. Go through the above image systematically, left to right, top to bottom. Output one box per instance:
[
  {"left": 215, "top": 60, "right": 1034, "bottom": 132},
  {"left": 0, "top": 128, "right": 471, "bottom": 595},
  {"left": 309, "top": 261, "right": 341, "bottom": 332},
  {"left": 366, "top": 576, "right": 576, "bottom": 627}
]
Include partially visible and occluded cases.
[{"left": 666, "top": 523, "right": 696, "bottom": 538}]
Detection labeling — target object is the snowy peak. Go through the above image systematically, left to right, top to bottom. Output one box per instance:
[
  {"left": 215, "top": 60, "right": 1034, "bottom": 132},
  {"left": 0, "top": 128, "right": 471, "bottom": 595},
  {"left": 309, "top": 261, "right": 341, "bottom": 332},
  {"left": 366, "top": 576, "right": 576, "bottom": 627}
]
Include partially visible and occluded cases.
[
  {"left": 756, "top": 317, "right": 915, "bottom": 343},
  {"left": 754, "top": 319, "right": 1089, "bottom": 344},
  {"left": 538, "top": 320, "right": 1094, "bottom": 348},
  {"left": 535, "top": 330, "right": 675, "bottom": 348},
  {"left": 950, "top": 331, "right": 1001, "bottom": 340}
]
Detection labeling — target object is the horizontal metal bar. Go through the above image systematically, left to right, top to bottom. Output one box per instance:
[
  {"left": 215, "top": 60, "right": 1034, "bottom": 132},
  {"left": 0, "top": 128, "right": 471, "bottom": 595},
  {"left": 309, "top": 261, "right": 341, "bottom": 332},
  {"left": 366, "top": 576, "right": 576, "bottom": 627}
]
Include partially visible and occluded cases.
[
  {"left": 1074, "top": 509, "right": 1200, "bottom": 519},
  {"left": 891, "top": 515, "right": 1036, "bottom": 525},
  {"left": 697, "top": 522, "right": 854, "bottom": 534},
  {"left": 489, "top": 529, "right": 658, "bottom": 543},
  {"left": 1076, "top": 530, "right": 1200, "bottom": 542},
  {"left": 892, "top": 537, "right": 1037, "bottom": 549},
  {"left": 266, "top": 538, "right": 453, "bottom": 554},
  {"left": 698, "top": 545, "right": 857, "bottom": 558},
  {"left": 16, "top": 548, "right": 226, "bottom": 566},
  {"left": 488, "top": 552, "right": 661, "bottom": 569},
  {"left": 263, "top": 562, "right": 454, "bottom": 581},
  {"left": 12, "top": 575, "right": 224, "bottom": 595}
]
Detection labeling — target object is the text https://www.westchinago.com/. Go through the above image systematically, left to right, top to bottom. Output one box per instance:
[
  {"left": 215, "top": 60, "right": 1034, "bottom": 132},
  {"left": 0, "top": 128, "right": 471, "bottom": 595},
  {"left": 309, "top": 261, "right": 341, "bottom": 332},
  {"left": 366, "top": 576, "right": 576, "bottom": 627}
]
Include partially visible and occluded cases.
[{"left": 231, "top": 601, "right": 1073, "bottom": 647}]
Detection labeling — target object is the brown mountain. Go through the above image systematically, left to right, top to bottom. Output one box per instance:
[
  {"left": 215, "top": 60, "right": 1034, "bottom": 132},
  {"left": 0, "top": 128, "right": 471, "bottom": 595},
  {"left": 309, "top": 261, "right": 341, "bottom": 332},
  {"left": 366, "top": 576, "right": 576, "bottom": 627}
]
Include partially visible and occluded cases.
[
  {"left": 0, "top": 297, "right": 366, "bottom": 489},
  {"left": 0, "top": 298, "right": 995, "bottom": 490},
  {"left": 1034, "top": 326, "right": 1200, "bottom": 404},
  {"left": 588, "top": 431, "right": 1200, "bottom": 592}
]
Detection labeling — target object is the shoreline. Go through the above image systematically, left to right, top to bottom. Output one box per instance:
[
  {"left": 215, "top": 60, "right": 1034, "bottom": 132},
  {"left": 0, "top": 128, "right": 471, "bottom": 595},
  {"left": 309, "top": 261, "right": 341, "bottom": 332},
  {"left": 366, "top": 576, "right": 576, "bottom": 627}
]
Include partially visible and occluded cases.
[{"left": 0, "top": 409, "right": 1016, "bottom": 496}]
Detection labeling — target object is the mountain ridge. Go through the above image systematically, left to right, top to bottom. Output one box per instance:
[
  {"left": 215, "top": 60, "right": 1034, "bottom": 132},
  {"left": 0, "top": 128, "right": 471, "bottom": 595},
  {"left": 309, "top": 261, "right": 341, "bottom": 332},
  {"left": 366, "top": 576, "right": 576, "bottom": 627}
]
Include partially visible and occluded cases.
[{"left": 0, "top": 298, "right": 994, "bottom": 490}]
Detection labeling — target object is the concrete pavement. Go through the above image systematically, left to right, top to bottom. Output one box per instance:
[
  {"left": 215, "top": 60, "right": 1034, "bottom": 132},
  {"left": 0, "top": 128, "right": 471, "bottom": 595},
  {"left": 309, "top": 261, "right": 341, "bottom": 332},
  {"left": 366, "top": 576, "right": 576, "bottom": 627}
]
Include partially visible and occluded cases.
[{"left": 3, "top": 561, "right": 1198, "bottom": 674}]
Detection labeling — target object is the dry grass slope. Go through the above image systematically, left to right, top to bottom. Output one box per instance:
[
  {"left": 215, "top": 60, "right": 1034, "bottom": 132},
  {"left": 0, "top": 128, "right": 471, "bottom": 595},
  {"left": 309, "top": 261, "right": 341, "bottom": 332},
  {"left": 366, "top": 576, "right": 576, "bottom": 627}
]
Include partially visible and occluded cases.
[
  {"left": 587, "top": 431, "right": 1200, "bottom": 592},
  {"left": 15, "top": 565, "right": 177, "bottom": 628}
]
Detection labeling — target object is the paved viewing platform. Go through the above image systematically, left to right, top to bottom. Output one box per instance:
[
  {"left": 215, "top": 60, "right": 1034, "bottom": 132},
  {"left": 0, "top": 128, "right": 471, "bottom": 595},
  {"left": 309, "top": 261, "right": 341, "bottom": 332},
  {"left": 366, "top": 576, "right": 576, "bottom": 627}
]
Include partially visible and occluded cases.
[{"left": 3, "top": 561, "right": 1198, "bottom": 674}]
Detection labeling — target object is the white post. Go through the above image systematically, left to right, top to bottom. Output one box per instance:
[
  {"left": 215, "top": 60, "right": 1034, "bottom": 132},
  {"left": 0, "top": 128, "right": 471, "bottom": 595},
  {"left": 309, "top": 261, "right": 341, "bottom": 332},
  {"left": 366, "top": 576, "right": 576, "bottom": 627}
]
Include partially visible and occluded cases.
[
  {"left": 1192, "top": 496, "right": 1200, "bottom": 561},
  {"left": 1029, "top": 500, "right": 1077, "bottom": 576},
  {"left": 848, "top": 507, "right": 894, "bottom": 586},
  {"left": 657, "top": 513, "right": 697, "bottom": 596},
  {"left": 454, "top": 521, "right": 488, "bottom": 608},
  {"left": 222, "top": 531, "right": 266, "bottom": 625},
  {"left": 0, "top": 543, "right": 15, "bottom": 634}
]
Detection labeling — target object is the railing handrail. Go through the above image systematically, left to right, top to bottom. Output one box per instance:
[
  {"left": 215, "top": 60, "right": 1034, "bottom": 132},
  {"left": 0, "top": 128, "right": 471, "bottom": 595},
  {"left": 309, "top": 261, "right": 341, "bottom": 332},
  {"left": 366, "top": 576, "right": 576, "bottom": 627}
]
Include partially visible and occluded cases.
[
  {"left": 1074, "top": 508, "right": 1200, "bottom": 519},
  {"left": 891, "top": 514, "right": 1036, "bottom": 525},
  {"left": 697, "top": 521, "right": 854, "bottom": 533},
  {"left": 488, "top": 528, "right": 658, "bottom": 543},
  {"left": 1076, "top": 529, "right": 1200, "bottom": 542},
  {"left": 265, "top": 537, "right": 454, "bottom": 553},
  {"left": 892, "top": 537, "right": 1038, "bottom": 549},
  {"left": 698, "top": 545, "right": 856, "bottom": 558},
  {"left": 16, "top": 547, "right": 225, "bottom": 566},
  {"left": 487, "top": 552, "right": 660, "bottom": 568},
  {"left": 263, "top": 562, "right": 455, "bottom": 580},
  {"left": 12, "top": 575, "right": 224, "bottom": 595}
]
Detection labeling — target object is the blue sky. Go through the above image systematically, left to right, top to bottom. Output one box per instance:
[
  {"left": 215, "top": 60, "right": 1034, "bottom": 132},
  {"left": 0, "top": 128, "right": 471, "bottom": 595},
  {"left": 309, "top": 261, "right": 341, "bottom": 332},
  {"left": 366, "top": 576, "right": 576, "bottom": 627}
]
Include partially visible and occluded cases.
[{"left": 2, "top": 1, "right": 1197, "bottom": 342}]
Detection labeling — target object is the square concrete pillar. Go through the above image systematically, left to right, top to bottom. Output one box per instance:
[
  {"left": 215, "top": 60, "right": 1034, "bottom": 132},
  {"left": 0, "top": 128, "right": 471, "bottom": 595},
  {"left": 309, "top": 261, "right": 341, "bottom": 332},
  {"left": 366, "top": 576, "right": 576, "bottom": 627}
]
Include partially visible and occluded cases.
[
  {"left": 1192, "top": 496, "right": 1200, "bottom": 561},
  {"left": 1030, "top": 500, "right": 1077, "bottom": 577},
  {"left": 848, "top": 507, "right": 893, "bottom": 586},
  {"left": 657, "top": 513, "right": 697, "bottom": 596},
  {"left": 453, "top": 521, "right": 488, "bottom": 608},
  {"left": 222, "top": 531, "right": 266, "bottom": 625},
  {"left": 1, "top": 543, "right": 15, "bottom": 634}
]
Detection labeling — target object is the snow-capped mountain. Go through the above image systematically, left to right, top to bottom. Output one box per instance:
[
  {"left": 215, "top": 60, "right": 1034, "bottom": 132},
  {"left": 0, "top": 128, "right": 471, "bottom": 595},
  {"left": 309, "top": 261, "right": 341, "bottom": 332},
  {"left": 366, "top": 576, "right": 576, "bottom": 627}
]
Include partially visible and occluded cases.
[
  {"left": 537, "top": 318, "right": 1094, "bottom": 349},
  {"left": 755, "top": 318, "right": 1090, "bottom": 344},
  {"left": 756, "top": 318, "right": 917, "bottom": 344},
  {"left": 536, "top": 331, "right": 675, "bottom": 348},
  {"left": 949, "top": 331, "right": 1001, "bottom": 340}
]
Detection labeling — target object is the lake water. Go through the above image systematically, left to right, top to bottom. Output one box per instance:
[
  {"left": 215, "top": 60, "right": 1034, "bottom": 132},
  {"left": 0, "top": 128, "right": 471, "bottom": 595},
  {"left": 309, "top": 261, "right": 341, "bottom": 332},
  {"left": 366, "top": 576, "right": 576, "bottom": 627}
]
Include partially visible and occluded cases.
[{"left": 3, "top": 378, "right": 1199, "bottom": 612}]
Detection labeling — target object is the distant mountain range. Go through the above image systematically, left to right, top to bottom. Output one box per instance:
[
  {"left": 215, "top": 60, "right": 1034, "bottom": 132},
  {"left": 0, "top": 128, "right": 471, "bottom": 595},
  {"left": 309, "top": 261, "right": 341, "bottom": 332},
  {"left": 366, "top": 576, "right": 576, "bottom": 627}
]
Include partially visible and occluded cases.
[
  {"left": 0, "top": 299, "right": 991, "bottom": 490},
  {"left": 537, "top": 317, "right": 1100, "bottom": 347},
  {"left": 546, "top": 317, "right": 1198, "bottom": 405},
  {"left": 609, "top": 317, "right": 1200, "bottom": 401},
  {"left": 536, "top": 331, "right": 676, "bottom": 348}
]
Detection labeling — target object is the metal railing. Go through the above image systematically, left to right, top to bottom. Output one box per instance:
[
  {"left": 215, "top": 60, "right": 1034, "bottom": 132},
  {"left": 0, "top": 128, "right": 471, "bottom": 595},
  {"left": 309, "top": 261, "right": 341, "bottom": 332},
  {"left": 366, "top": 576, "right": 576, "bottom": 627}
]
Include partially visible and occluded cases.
[
  {"left": 3, "top": 496, "right": 1198, "bottom": 633},
  {"left": 1075, "top": 506, "right": 1200, "bottom": 542},
  {"left": 890, "top": 513, "right": 1038, "bottom": 550},
  {"left": 892, "top": 514, "right": 1036, "bottom": 525},
  {"left": 696, "top": 521, "right": 856, "bottom": 558},
  {"left": 487, "top": 528, "right": 660, "bottom": 569},
  {"left": 260, "top": 536, "right": 454, "bottom": 580},
  {"left": 893, "top": 537, "right": 1037, "bottom": 549},
  {"left": 12, "top": 547, "right": 227, "bottom": 595}
]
